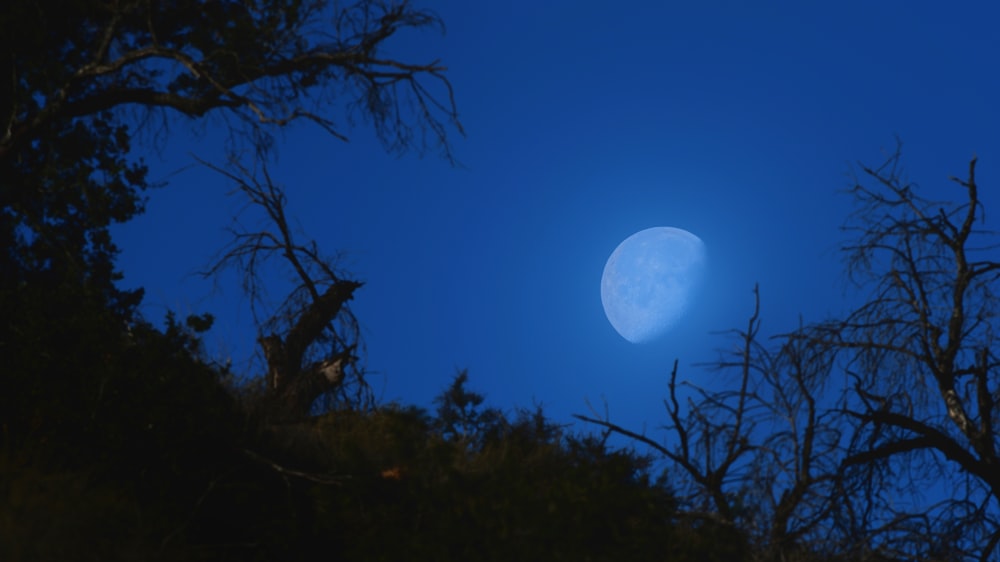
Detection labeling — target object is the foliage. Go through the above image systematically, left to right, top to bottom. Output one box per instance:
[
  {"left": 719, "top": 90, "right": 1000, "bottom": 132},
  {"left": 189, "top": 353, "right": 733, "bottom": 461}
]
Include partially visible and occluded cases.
[
  {"left": 2, "top": 365, "right": 746, "bottom": 561},
  {"left": 433, "top": 369, "right": 504, "bottom": 446},
  {"left": 255, "top": 379, "right": 743, "bottom": 562},
  {"left": 0, "top": 463, "right": 152, "bottom": 562}
]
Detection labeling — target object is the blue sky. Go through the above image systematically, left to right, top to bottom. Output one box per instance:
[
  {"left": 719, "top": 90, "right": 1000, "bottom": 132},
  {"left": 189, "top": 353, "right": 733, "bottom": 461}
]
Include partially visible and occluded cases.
[{"left": 113, "top": 1, "right": 1000, "bottom": 437}]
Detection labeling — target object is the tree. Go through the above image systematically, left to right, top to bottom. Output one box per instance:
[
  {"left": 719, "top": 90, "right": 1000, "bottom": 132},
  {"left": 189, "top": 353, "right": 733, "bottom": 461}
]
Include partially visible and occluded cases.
[
  {"left": 1, "top": 0, "right": 463, "bottom": 437},
  {"left": 1, "top": 0, "right": 461, "bottom": 309},
  {"left": 2, "top": 0, "right": 460, "bottom": 300},
  {"left": 2, "top": 0, "right": 461, "bottom": 159},
  {"left": 0, "top": 1, "right": 466, "bottom": 557},
  {"left": 580, "top": 144, "right": 1000, "bottom": 561},
  {"left": 803, "top": 144, "right": 1000, "bottom": 560},
  {"left": 200, "top": 156, "right": 369, "bottom": 419},
  {"left": 578, "top": 287, "right": 853, "bottom": 560},
  {"left": 433, "top": 370, "right": 504, "bottom": 446}
]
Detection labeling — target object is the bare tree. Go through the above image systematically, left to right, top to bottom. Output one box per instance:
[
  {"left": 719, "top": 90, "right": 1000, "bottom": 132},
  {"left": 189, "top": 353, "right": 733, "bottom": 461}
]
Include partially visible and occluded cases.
[
  {"left": 803, "top": 143, "right": 1000, "bottom": 560},
  {"left": 579, "top": 144, "right": 1000, "bottom": 560},
  {"left": 201, "top": 157, "right": 370, "bottom": 420},
  {"left": 578, "top": 286, "right": 854, "bottom": 560}
]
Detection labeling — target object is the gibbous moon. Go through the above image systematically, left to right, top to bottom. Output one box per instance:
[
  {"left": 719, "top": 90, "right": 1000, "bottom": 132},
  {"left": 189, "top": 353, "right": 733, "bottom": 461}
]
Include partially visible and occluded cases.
[{"left": 601, "top": 227, "right": 707, "bottom": 343}]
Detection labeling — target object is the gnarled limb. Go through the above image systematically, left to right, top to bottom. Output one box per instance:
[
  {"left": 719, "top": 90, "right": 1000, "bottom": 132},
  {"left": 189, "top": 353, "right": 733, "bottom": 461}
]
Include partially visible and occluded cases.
[
  {"left": 2, "top": 0, "right": 462, "bottom": 162},
  {"left": 202, "top": 157, "right": 369, "bottom": 419}
]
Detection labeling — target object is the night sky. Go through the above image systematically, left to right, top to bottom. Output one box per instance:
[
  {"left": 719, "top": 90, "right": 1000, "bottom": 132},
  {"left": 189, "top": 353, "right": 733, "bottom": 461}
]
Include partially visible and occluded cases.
[{"left": 112, "top": 1, "right": 1000, "bottom": 439}]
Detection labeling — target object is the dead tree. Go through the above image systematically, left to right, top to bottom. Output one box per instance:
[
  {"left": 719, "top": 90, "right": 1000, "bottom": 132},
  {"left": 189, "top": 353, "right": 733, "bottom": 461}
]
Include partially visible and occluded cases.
[
  {"left": 806, "top": 142, "right": 1000, "bottom": 560},
  {"left": 579, "top": 144, "right": 1000, "bottom": 559},
  {"left": 202, "top": 157, "right": 368, "bottom": 420},
  {"left": 578, "top": 286, "right": 853, "bottom": 560}
]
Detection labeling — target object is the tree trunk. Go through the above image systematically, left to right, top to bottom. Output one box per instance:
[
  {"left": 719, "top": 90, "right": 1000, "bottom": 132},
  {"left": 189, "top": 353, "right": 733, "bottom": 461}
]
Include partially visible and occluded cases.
[{"left": 259, "top": 280, "right": 360, "bottom": 420}]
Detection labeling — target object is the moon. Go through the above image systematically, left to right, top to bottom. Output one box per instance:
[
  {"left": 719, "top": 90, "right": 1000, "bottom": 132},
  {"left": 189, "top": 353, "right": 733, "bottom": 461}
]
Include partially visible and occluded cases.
[{"left": 601, "top": 227, "right": 707, "bottom": 343}]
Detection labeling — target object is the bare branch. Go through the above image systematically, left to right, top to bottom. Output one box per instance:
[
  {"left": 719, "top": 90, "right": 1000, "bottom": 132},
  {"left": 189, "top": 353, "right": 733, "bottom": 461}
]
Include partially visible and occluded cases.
[
  {"left": 2, "top": 0, "right": 463, "bottom": 162},
  {"left": 812, "top": 141, "right": 1000, "bottom": 557},
  {"left": 201, "top": 156, "right": 370, "bottom": 419}
]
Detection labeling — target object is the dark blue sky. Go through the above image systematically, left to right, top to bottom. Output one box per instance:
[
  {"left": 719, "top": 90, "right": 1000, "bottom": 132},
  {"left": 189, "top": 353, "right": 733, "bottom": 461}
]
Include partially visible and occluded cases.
[{"left": 114, "top": 1, "right": 1000, "bottom": 436}]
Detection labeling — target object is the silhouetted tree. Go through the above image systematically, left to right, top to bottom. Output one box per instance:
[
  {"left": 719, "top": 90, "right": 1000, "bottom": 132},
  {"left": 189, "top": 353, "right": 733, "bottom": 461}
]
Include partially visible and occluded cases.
[
  {"left": 1, "top": 0, "right": 462, "bottom": 435},
  {"left": 1, "top": 0, "right": 460, "bottom": 321},
  {"left": 2, "top": 0, "right": 461, "bottom": 162},
  {"left": 1, "top": 1, "right": 462, "bottom": 556},
  {"left": 583, "top": 144, "right": 1000, "bottom": 561},
  {"left": 802, "top": 144, "right": 1000, "bottom": 560},
  {"left": 199, "top": 157, "right": 368, "bottom": 420},
  {"left": 579, "top": 286, "right": 853, "bottom": 560},
  {"left": 433, "top": 370, "right": 504, "bottom": 446}
]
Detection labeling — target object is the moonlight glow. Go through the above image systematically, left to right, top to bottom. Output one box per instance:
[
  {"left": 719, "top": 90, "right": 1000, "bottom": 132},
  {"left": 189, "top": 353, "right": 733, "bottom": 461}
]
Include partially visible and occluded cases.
[{"left": 601, "top": 227, "right": 707, "bottom": 343}]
